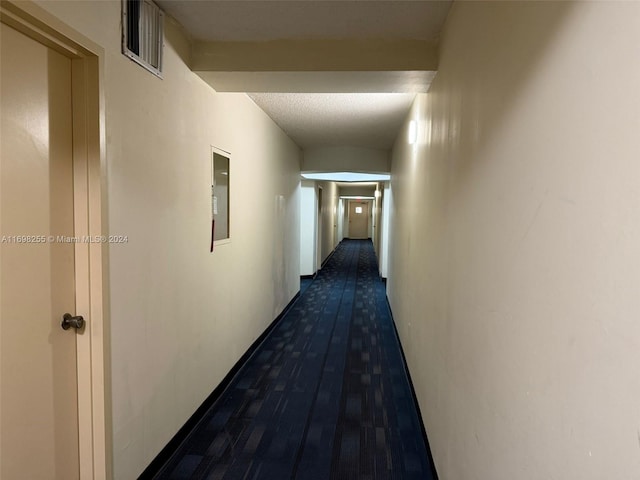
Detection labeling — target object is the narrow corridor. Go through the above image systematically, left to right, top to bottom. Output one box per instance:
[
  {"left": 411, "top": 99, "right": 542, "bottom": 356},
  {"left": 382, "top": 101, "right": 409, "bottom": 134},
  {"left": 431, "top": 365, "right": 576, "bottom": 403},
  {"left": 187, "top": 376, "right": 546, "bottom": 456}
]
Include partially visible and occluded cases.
[{"left": 154, "top": 240, "right": 433, "bottom": 479}]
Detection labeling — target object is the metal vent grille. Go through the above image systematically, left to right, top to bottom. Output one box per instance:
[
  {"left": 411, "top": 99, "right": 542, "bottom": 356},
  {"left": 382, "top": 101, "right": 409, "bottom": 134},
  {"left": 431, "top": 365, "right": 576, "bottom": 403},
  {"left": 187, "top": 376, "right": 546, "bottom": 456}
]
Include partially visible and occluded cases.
[{"left": 122, "top": 0, "right": 163, "bottom": 78}]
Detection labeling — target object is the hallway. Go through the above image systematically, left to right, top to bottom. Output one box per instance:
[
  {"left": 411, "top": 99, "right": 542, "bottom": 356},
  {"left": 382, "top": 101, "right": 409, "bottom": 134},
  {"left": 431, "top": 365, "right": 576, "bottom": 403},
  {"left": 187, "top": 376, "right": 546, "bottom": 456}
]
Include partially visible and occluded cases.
[
  {"left": 3, "top": 2, "right": 640, "bottom": 478},
  {"left": 153, "top": 240, "right": 433, "bottom": 480}
]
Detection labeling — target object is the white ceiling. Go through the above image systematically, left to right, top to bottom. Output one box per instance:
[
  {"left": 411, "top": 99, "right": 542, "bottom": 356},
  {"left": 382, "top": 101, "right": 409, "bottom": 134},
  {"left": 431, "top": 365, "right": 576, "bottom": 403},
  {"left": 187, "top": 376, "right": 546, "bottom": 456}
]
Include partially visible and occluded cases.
[
  {"left": 157, "top": 0, "right": 452, "bottom": 152},
  {"left": 157, "top": 1, "right": 452, "bottom": 42},
  {"left": 248, "top": 93, "right": 415, "bottom": 149}
]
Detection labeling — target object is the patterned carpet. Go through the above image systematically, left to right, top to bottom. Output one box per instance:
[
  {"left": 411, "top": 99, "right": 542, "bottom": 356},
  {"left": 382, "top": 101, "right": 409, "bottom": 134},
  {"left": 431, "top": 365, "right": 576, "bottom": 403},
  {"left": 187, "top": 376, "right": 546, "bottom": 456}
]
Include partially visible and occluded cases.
[{"left": 154, "top": 239, "right": 434, "bottom": 480}]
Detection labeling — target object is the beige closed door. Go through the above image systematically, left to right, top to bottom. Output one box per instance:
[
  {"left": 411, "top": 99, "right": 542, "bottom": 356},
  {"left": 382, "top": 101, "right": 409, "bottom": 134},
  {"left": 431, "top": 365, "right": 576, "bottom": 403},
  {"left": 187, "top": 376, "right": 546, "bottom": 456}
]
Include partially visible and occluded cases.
[
  {"left": 0, "top": 23, "right": 80, "bottom": 479},
  {"left": 348, "top": 201, "right": 369, "bottom": 239}
]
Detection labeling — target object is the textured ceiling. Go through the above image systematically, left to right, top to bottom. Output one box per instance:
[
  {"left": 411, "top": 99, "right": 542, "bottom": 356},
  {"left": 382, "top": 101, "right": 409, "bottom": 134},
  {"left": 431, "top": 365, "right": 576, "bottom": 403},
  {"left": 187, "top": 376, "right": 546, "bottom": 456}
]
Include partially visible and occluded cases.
[
  {"left": 158, "top": 0, "right": 452, "bottom": 153},
  {"left": 157, "top": 1, "right": 452, "bottom": 42},
  {"left": 248, "top": 93, "right": 415, "bottom": 149}
]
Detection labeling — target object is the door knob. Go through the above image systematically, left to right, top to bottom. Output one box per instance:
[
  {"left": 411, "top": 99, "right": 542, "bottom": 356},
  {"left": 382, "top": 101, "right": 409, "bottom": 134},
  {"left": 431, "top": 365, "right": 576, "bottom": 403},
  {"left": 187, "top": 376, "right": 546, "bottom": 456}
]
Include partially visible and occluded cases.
[{"left": 61, "top": 313, "right": 85, "bottom": 330}]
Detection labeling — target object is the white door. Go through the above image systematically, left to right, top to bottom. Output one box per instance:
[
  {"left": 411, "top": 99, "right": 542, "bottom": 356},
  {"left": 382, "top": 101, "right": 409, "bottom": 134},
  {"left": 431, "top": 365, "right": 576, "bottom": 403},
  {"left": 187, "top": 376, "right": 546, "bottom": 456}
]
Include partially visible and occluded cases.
[
  {"left": 1, "top": 23, "right": 80, "bottom": 479},
  {"left": 348, "top": 201, "right": 369, "bottom": 239}
]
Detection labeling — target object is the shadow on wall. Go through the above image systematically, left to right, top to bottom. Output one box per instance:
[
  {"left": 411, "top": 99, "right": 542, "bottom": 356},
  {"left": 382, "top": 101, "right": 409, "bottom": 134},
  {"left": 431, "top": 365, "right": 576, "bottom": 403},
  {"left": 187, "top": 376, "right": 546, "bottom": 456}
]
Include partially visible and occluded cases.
[
  {"left": 389, "top": 2, "right": 602, "bottom": 478},
  {"left": 390, "top": 2, "right": 640, "bottom": 479},
  {"left": 164, "top": 14, "right": 192, "bottom": 69}
]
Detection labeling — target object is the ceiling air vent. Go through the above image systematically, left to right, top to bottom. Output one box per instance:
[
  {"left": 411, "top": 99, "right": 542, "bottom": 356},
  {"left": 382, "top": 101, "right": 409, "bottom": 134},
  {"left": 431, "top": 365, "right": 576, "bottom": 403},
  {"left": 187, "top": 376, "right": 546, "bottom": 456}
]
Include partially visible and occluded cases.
[{"left": 122, "top": 0, "right": 164, "bottom": 78}]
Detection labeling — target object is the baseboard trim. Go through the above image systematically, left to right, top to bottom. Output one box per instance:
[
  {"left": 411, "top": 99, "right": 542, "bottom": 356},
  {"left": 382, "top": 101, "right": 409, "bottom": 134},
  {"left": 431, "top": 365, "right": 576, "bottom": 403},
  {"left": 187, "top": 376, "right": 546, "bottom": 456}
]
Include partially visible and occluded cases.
[
  {"left": 319, "top": 240, "right": 343, "bottom": 269},
  {"left": 138, "top": 291, "right": 301, "bottom": 479},
  {"left": 384, "top": 296, "right": 440, "bottom": 480}
]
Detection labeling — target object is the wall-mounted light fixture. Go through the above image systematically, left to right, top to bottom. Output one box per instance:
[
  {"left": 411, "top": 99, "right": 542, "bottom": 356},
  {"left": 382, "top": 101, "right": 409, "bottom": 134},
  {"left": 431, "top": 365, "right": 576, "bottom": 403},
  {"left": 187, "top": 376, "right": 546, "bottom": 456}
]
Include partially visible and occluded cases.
[{"left": 408, "top": 120, "right": 417, "bottom": 145}]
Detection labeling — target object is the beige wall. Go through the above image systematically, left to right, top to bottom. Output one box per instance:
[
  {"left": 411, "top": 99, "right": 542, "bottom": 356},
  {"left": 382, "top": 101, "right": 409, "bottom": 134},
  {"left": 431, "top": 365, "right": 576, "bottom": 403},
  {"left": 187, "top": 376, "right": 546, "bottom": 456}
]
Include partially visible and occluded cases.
[
  {"left": 35, "top": 2, "right": 301, "bottom": 478},
  {"left": 388, "top": 2, "right": 640, "bottom": 479},
  {"left": 300, "top": 180, "right": 338, "bottom": 275},
  {"left": 300, "top": 180, "right": 317, "bottom": 275},
  {"left": 317, "top": 181, "right": 339, "bottom": 264},
  {"left": 379, "top": 182, "right": 391, "bottom": 278},
  {"left": 338, "top": 184, "right": 376, "bottom": 198},
  {"left": 372, "top": 184, "right": 382, "bottom": 261}
]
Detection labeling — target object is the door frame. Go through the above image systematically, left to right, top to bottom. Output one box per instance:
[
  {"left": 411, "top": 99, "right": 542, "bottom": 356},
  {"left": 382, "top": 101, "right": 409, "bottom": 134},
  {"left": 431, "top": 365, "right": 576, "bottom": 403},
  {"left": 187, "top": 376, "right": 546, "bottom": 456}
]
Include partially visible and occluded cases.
[
  {"left": 0, "top": 2, "right": 110, "bottom": 478},
  {"left": 347, "top": 199, "right": 371, "bottom": 239}
]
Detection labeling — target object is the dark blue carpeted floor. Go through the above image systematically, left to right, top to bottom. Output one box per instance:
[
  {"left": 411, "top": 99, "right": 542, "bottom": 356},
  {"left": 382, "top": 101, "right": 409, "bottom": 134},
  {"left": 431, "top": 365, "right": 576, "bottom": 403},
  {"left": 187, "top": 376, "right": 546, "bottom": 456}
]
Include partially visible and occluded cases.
[{"left": 154, "top": 239, "right": 434, "bottom": 480}]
